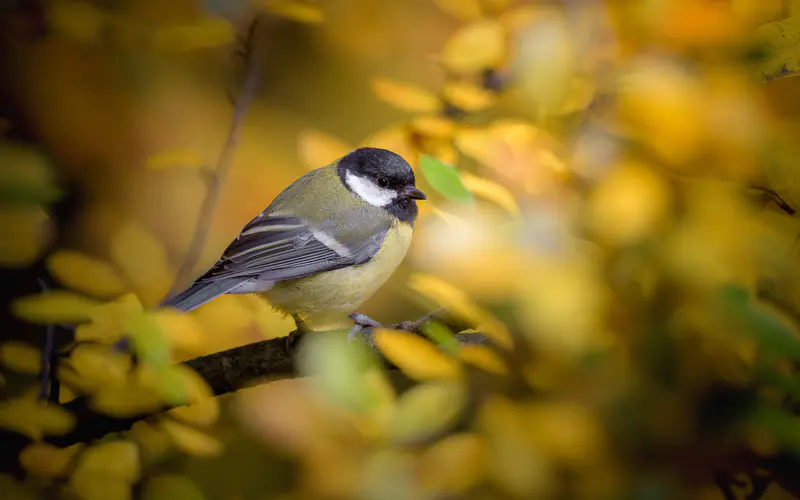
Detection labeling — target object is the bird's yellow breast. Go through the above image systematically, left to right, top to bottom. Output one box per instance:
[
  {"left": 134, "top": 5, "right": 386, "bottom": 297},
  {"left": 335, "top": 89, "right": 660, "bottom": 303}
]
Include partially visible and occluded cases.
[{"left": 262, "top": 221, "right": 413, "bottom": 329}]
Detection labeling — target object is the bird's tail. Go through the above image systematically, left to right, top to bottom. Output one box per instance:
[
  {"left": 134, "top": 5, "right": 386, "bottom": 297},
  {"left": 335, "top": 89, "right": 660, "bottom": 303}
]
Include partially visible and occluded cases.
[{"left": 160, "top": 279, "right": 246, "bottom": 312}]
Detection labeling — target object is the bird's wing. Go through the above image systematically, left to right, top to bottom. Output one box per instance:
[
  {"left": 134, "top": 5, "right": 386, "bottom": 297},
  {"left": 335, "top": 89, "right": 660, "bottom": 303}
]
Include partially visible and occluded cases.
[{"left": 196, "top": 212, "right": 391, "bottom": 284}]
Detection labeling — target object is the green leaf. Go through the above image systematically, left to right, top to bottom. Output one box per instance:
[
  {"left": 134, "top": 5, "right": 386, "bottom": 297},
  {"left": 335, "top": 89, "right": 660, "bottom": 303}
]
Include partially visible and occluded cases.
[
  {"left": 755, "top": 16, "right": 800, "bottom": 82},
  {"left": 0, "top": 141, "right": 62, "bottom": 207},
  {"left": 419, "top": 154, "right": 474, "bottom": 204},
  {"left": 717, "top": 284, "right": 800, "bottom": 360},
  {"left": 126, "top": 314, "right": 171, "bottom": 367},
  {"left": 422, "top": 321, "right": 460, "bottom": 356},
  {"left": 296, "top": 330, "right": 378, "bottom": 412},
  {"left": 153, "top": 365, "right": 189, "bottom": 406}
]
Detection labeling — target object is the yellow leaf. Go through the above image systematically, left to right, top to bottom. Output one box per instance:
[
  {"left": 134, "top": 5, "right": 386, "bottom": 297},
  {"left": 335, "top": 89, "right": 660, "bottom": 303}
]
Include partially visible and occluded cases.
[
  {"left": 262, "top": 0, "right": 323, "bottom": 23},
  {"left": 432, "top": 0, "right": 483, "bottom": 20},
  {"left": 755, "top": 16, "right": 800, "bottom": 81},
  {"left": 442, "top": 19, "right": 507, "bottom": 72},
  {"left": 618, "top": 59, "right": 705, "bottom": 166},
  {"left": 371, "top": 78, "right": 441, "bottom": 114},
  {"left": 442, "top": 82, "right": 497, "bottom": 112},
  {"left": 409, "top": 115, "right": 456, "bottom": 139},
  {"left": 453, "top": 120, "right": 564, "bottom": 189},
  {"left": 297, "top": 129, "right": 352, "bottom": 171},
  {"left": 145, "top": 149, "right": 204, "bottom": 170},
  {"left": 586, "top": 160, "right": 672, "bottom": 246},
  {"left": 459, "top": 172, "right": 521, "bottom": 217},
  {"left": 0, "top": 207, "right": 52, "bottom": 267},
  {"left": 110, "top": 221, "right": 171, "bottom": 307},
  {"left": 48, "top": 250, "right": 128, "bottom": 298},
  {"left": 408, "top": 273, "right": 513, "bottom": 349},
  {"left": 11, "top": 291, "right": 101, "bottom": 325},
  {"left": 76, "top": 293, "right": 144, "bottom": 343},
  {"left": 152, "top": 309, "right": 205, "bottom": 358},
  {"left": 373, "top": 329, "right": 462, "bottom": 381},
  {"left": 0, "top": 341, "right": 42, "bottom": 375},
  {"left": 69, "top": 344, "right": 132, "bottom": 387},
  {"left": 458, "top": 344, "right": 509, "bottom": 375},
  {"left": 164, "top": 365, "right": 218, "bottom": 428},
  {"left": 89, "top": 373, "right": 163, "bottom": 417},
  {"left": 389, "top": 381, "right": 466, "bottom": 444},
  {"left": 0, "top": 398, "right": 76, "bottom": 439},
  {"left": 159, "top": 419, "right": 223, "bottom": 457},
  {"left": 128, "top": 421, "right": 173, "bottom": 465},
  {"left": 420, "top": 433, "right": 488, "bottom": 494},
  {"left": 72, "top": 440, "right": 140, "bottom": 482},
  {"left": 19, "top": 442, "right": 84, "bottom": 477},
  {"left": 69, "top": 473, "right": 132, "bottom": 500},
  {"left": 143, "top": 474, "right": 205, "bottom": 500}
]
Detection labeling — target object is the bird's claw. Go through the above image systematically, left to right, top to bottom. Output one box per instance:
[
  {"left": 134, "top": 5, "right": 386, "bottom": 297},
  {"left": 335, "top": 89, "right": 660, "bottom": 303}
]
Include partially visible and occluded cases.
[{"left": 347, "top": 313, "right": 382, "bottom": 342}]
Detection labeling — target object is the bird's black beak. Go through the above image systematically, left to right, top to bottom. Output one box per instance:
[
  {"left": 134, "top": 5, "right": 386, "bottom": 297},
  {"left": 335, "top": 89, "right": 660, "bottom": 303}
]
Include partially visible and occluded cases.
[{"left": 403, "top": 186, "right": 428, "bottom": 200}]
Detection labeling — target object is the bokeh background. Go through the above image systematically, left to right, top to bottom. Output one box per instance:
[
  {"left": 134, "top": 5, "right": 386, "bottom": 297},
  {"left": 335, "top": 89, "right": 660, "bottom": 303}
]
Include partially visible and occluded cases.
[{"left": 5, "top": 0, "right": 800, "bottom": 499}]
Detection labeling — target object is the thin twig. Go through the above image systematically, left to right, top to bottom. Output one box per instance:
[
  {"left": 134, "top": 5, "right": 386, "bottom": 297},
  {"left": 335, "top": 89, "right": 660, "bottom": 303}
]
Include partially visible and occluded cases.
[
  {"left": 163, "top": 14, "right": 265, "bottom": 302},
  {"left": 36, "top": 278, "right": 59, "bottom": 403}
]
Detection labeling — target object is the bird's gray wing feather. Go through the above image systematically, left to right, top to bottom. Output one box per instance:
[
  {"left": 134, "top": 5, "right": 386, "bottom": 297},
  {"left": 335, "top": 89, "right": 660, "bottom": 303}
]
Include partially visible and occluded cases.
[
  {"left": 161, "top": 212, "right": 390, "bottom": 312},
  {"left": 200, "top": 213, "right": 390, "bottom": 282}
]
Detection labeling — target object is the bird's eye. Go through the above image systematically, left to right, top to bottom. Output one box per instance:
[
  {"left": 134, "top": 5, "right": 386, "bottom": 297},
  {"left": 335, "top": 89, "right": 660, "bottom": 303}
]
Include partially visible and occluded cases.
[{"left": 377, "top": 177, "right": 389, "bottom": 188}]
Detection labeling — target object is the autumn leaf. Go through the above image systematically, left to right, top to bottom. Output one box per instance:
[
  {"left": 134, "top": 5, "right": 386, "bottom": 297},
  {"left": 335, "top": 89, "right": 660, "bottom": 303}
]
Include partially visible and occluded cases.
[
  {"left": 755, "top": 16, "right": 800, "bottom": 81},
  {"left": 442, "top": 19, "right": 507, "bottom": 72},
  {"left": 371, "top": 78, "right": 441, "bottom": 113},
  {"left": 441, "top": 82, "right": 496, "bottom": 112},
  {"left": 0, "top": 141, "right": 61, "bottom": 206},
  {"left": 459, "top": 171, "right": 521, "bottom": 217},
  {"left": 0, "top": 207, "right": 53, "bottom": 267},
  {"left": 48, "top": 250, "right": 128, "bottom": 298},
  {"left": 11, "top": 291, "right": 102, "bottom": 324},
  {"left": 373, "top": 328, "right": 462, "bottom": 381},
  {"left": 0, "top": 342, "right": 42, "bottom": 375},
  {"left": 389, "top": 381, "right": 466, "bottom": 444},
  {"left": 160, "top": 419, "right": 224, "bottom": 457}
]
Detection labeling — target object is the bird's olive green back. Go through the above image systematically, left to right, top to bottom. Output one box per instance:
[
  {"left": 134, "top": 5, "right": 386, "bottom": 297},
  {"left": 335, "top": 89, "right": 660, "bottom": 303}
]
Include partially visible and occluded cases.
[{"left": 264, "top": 162, "right": 397, "bottom": 246}]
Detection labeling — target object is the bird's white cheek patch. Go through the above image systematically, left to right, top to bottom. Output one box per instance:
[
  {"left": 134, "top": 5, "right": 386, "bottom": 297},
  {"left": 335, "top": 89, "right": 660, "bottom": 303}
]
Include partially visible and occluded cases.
[{"left": 345, "top": 172, "right": 397, "bottom": 207}]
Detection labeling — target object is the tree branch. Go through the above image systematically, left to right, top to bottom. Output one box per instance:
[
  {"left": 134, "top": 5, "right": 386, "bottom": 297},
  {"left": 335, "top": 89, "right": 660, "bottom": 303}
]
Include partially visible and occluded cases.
[{"left": 0, "top": 312, "right": 490, "bottom": 475}]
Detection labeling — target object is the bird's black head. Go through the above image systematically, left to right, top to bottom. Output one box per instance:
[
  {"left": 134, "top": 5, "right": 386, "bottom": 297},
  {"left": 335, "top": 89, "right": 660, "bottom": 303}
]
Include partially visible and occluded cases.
[{"left": 337, "top": 147, "right": 427, "bottom": 222}]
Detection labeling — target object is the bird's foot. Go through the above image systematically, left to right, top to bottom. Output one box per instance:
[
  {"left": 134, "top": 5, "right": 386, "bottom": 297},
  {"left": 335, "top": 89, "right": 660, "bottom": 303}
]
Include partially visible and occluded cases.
[
  {"left": 347, "top": 313, "right": 382, "bottom": 342},
  {"left": 286, "top": 314, "right": 311, "bottom": 351}
]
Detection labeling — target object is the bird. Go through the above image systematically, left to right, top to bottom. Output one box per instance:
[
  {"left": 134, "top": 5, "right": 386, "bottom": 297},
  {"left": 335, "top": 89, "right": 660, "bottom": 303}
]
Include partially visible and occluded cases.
[{"left": 162, "top": 146, "right": 428, "bottom": 337}]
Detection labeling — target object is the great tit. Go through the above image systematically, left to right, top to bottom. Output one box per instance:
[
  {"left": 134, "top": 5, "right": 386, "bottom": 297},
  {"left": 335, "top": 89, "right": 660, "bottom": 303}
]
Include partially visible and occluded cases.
[{"left": 162, "top": 147, "right": 428, "bottom": 331}]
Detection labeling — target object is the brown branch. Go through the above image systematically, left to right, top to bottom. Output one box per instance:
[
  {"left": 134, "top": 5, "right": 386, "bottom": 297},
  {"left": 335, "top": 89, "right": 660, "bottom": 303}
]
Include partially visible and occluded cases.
[
  {"left": 163, "top": 14, "right": 265, "bottom": 302},
  {"left": 0, "top": 313, "right": 491, "bottom": 475}
]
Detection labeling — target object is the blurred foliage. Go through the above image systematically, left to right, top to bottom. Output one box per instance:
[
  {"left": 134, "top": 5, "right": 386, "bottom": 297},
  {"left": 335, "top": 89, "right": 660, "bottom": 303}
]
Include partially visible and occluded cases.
[{"left": 5, "top": 0, "right": 800, "bottom": 499}]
